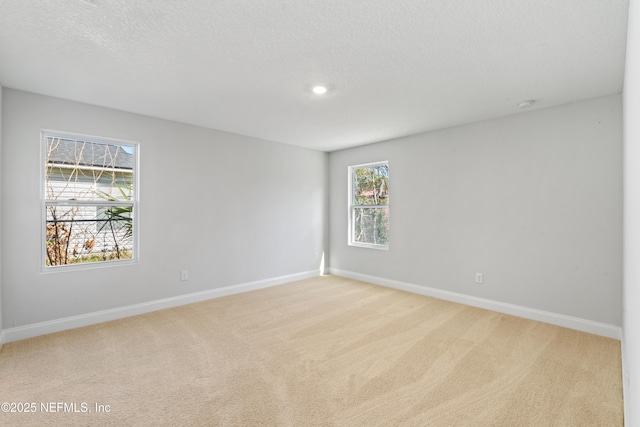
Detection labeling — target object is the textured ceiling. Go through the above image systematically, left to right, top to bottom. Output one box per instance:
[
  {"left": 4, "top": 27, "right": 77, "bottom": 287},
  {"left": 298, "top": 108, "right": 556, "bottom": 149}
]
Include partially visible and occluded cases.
[{"left": 0, "top": 0, "right": 630, "bottom": 151}]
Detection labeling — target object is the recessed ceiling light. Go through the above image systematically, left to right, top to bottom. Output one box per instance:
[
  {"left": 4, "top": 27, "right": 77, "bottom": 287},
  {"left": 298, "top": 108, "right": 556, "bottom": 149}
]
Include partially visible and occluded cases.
[
  {"left": 312, "top": 86, "right": 328, "bottom": 95},
  {"left": 518, "top": 99, "right": 535, "bottom": 109}
]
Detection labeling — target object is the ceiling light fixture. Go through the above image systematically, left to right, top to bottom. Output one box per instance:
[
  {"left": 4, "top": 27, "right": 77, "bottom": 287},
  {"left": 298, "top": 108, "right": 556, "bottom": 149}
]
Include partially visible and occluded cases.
[
  {"left": 312, "top": 85, "right": 328, "bottom": 95},
  {"left": 518, "top": 99, "right": 535, "bottom": 109}
]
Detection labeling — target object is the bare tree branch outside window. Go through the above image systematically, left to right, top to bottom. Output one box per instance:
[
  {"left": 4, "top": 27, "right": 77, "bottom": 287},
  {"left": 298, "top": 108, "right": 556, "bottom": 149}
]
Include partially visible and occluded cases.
[
  {"left": 43, "top": 135, "right": 136, "bottom": 267},
  {"left": 350, "top": 162, "right": 389, "bottom": 248}
]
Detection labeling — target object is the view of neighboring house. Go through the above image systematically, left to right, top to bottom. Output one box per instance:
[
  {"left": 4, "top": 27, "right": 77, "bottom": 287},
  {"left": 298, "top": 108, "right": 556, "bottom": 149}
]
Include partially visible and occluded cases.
[{"left": 44, "top": 136, "right": 135, "bottom": 266}]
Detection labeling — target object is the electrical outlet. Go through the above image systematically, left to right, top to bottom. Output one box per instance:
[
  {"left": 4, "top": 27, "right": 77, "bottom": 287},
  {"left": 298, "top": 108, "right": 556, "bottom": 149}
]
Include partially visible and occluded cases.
[
  {"left": 181, "top": 270, "right": 189, "bottom": 281},
  {"left": 475, "top": 273, "right": 483, "bottom": 284}
]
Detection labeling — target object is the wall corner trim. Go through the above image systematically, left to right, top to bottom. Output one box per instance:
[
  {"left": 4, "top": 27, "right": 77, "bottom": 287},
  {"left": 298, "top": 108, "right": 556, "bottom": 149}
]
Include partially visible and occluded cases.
[
  {"left": 329, "top": 268, "right": 622, "bottom": 340},
  {"left": 2, "top": 269, "right": 321, "bottom": 344},
  {"left": 621, "top": 336, "right": 630, "bottom": 427}
]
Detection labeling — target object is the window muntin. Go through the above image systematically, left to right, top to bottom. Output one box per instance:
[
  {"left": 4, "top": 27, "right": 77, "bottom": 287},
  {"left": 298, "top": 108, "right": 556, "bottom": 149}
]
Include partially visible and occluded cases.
[
  {"left": 42, "top": 132, "right": 138, "bottom": 269},
  {"left": 349, "top": 161, "right": 389, "bottom": 249}
]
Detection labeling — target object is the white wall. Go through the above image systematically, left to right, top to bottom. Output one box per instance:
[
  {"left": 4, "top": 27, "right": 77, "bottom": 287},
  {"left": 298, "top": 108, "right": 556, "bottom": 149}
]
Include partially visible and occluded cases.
[
  {"left": 624, "top": 0, "right": 640, "bottom": 424},
  {"left": 0, "top": 83, "right": 3, "bottom": 341},
  {"left": 1, "top": 89, "right": 328, "bottom": 329},
  {"left": 330, "top": 95, "right": 622, "bottom": 326}
]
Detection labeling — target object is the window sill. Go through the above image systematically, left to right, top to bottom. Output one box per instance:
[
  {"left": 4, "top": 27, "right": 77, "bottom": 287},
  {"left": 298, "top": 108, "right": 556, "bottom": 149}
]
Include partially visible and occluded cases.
[
  {"left": 348, "top": 242, "right": 389, "bottom": 251},
  {"left": 41, "top": 258, "right": 138, "bottom": 274}
]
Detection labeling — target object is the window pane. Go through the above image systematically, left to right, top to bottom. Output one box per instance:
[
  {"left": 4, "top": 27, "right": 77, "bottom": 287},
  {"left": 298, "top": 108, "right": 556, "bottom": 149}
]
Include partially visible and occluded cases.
[
  {"left": 42, "top": 132, "right": 137, "bottom": 269},
  {"left": 45, "top": 137, "right": 134, "bottom": 202},
  {"left": 353, "top": 164, "right": 389, "bottom": 205},
  {"left": 45, "top": 204, "right": 133, "bottom": 266},
  {"left": 352, "top": 207, "right": 389, "bottom": 246}
]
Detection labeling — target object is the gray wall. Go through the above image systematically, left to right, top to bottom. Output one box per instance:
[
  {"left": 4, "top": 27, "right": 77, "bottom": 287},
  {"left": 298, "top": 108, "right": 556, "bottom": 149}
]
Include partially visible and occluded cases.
[
  {"left": 624, "top": 0, "right": 640, "bottom": 422},
  {"left": 1, "top": 89, "right": 328, "bottom": 328},
  {"left": 330, "top": 94, "right": 622, "bottom": 326}
]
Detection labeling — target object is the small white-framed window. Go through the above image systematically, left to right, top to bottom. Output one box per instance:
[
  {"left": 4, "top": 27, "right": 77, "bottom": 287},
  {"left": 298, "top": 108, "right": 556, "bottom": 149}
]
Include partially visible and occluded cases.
[
  {"left": 41, "top": 130, "right": 139, "bottom": 270},
  {"left": 348, "top": 161, "right": 389, "bottom": 249}
]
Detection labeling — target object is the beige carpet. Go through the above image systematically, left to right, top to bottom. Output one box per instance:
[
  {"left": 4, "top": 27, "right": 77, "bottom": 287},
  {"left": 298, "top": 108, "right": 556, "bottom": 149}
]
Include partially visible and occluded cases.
[{"left": 0, "top": 275, "right": 623, "bottom": 426}]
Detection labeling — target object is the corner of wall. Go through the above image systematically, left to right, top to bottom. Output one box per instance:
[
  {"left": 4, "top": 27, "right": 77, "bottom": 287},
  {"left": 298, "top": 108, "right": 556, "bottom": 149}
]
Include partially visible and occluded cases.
[
  {"left": 623, "top": 0, "right": 639, "bottom": 425},
  {"left": 323, "top": 150, "right": 331, "bottom": 273}
]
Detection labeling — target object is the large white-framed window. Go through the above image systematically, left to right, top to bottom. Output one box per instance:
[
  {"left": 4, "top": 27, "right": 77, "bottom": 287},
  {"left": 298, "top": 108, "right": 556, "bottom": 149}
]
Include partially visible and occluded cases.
[
  {"left": 41, "top": 130, "right": 139, "bottom": 270},
  {"left": 348, "top": 161, "right": 389, "bottom": 249}
]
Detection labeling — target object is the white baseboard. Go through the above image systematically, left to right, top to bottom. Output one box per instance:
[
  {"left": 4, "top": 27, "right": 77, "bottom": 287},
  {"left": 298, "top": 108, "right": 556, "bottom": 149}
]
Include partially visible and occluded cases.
[
  {"left": 2, "top": 268, "right": 621, "bottom": 343},
  {"left": 330, "top": 268, "right": 622, "bottom": 340},
  {"left": 2, "top": 269, "right": 321, "bottom": 344}
]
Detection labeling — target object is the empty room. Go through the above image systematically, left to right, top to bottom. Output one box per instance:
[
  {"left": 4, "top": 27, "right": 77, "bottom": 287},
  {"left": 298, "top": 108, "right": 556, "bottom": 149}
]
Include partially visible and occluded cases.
[{"left": 1, "top": 1, "right": 639, "bottom": 426}]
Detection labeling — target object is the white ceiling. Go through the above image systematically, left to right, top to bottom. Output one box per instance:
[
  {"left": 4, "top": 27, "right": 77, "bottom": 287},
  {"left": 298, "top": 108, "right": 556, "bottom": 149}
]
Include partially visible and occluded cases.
[{"left": 0, "top": 0, "right": 630, "bottom": 152}]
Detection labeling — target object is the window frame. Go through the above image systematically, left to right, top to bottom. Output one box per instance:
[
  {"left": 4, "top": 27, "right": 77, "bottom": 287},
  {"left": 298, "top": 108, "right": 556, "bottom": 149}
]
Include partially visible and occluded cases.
[
  {"left": 40, "top": 130, "right": 140, "bottom": 272},
  {"left": 348, "top": 161, "right": 389, "bottom": 250}
]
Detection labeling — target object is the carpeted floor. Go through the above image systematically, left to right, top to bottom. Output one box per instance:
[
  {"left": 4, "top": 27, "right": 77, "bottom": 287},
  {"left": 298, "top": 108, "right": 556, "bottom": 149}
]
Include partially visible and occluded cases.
[{"left": 0, "top": 275, "right": 623, "bottom": 426}]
